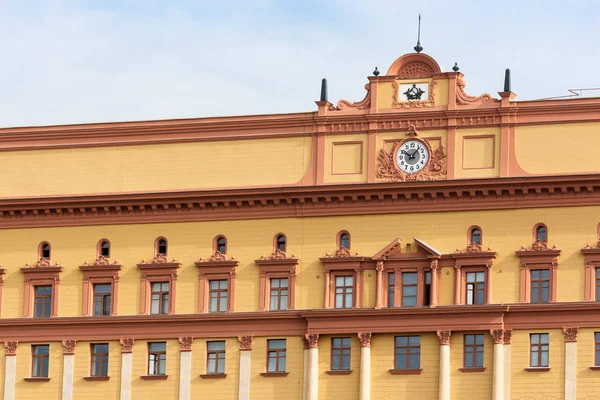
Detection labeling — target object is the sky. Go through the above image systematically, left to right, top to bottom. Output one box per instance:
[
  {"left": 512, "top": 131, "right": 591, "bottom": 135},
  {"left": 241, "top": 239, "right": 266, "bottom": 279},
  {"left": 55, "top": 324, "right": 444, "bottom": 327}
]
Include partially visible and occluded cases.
[{"left": 0, "top": 0, "right": 598, "bottom": 127}]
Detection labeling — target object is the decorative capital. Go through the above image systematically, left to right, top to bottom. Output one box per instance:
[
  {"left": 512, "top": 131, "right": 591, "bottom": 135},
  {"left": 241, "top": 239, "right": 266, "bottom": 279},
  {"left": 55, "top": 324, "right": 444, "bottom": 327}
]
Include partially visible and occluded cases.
[
  {"left": 430, "top": 259, "right": 439, "bottom": 270},
  {"left": 375, "top": 261, "right": 384, "bottom": 272},
  {"left": 563, "top": 327, "right": 579, "bottom": 342},
  {"left": 490, "top": 329, "right": 504, "bottom": 344},
  {"left": 437, "top": 330, "right": 451, "bottom": 346},
  {"left": 503, "top": 330, "right": 512, "bottom": 345},
  {"left": 358, "top": 332, "right": 372, "bottom": 348},
  {"left": 305, "top": 333, "right": 319, "bottom": 349},
  {"left": 238, "top": 335, "right": 253, "bottom": 351},
  {"left": 179, "top": 337, "right": 193, "bottom": 352},
  {"left": 120, "top": 338, "right": 135, "bottom": 353},
  {"left": 62, "top": 340, "right": 77, "bottom": 355},
  {"left": 4, "top": 341, "right": 18, "bottom": 356}
]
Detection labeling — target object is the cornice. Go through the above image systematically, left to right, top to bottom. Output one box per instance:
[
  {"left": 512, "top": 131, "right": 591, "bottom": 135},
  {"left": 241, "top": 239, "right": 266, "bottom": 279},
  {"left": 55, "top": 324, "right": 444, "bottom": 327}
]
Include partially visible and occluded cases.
[{"left": 0, "top": 174, "right": 600, "bottom": 228}]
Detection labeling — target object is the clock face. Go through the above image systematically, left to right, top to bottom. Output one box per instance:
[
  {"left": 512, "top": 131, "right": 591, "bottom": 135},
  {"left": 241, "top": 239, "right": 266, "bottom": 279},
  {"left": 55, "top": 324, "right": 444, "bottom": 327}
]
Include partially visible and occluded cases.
[{"left": 395, "top": 139, "right": 430, "bottom": 174}]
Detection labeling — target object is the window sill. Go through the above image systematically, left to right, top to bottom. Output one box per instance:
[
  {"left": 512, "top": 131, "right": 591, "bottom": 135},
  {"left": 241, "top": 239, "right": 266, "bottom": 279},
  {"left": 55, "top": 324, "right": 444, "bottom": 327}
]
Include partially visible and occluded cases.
[
  {"left": 589, "top": 366, "right": 600, "bottom": 371},
  {"left": 459, "top": 367, "right": 486, "bottom": 373},
  {"left": 524, "top": 367, "right": 550, "bottom": 372},
  {"left": 388, "top": 369, "right": 423, "bottom": 375},
  {"left": 326, "top": 370, "right": 352, "bottom": 375},
  {"left": 260, "top": 372, "right": 289, "bottom": 377},
  {"left": 200, "top": 373, "right": 227, "bottom": 379},
  {"left": 140, "top": 375, "right": 168, "bottom": 380},
  {"left": 83, "top": 376, "right": 110, "bottom": 381},
  {"left": 24, "top": 377, "right": 50, "bottom": 382}
]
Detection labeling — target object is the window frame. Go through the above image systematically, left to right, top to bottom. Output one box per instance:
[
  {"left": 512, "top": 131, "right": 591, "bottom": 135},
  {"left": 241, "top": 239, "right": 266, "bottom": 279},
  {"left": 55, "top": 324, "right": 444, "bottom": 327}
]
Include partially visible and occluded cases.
[
  {"left": 533, "top": 223, "right": 548, "bottom": 243},
  {"left": 468, "top": 226, "right": 482, "bottom": 246},
  {"left": 337, "top": 230, "right": 351, "bottom": 250},
  {"left": 274, "top": 233, "right": 287, "bottom": 253},
  {"left": 214, "top": 235, "right": 227, "bottom": 255},
  {"left": 155, "top": 237, "right": 168, "bottom": 257},
  {"left": 97, "top": 239, "right": 111, "bottom": 258},
  {"left": 38, "top": 241, "right": 51, "bottom": 260},
  {"left": 581, "top": 245, "right": 600, "bottom": 301},
  {"left": 516, "top": 247, "right": 560, "bottom": 304},
  {"left": 320, "top": 254, "right": 364, "bottom": 309},
  {"left": 255, "top": 257, "right": 297, "bottom": 312},
  {"left": 196, "top": 259, "right": 238, "bottom": 313},
  {"left": 136, "top": 261, "right": 180, "bottom": 315},
  {"left": 79, "top": 262, "right": 121, "bottom": 317},
  {"left": 21, "top": 265, "right": 63, "bottom": 318},
  {"left": 384, "top": 268, "right": 434, "bottom": 307},
  {"left": 464, "top": 269, "right": 487, "bottom": 305},
  {"left": 529, "top": 269, "right": 550, "bottom": 304},
  {"left": 333, "top": 274, "right": 355, "bottom": 309},
  {"left": 208, "top": 279, "right": 229, "bottom": 313},
  {"left": 150, "top": 281, "right": 170, "bottom": 314},
  {"left": 595, "top": 332, "right": 600, "bottom": 367},
  {"left": 529, "top": 333, "right": 549, "bottom": 368},
  {"left": 463, "top": 334, "right": 485, "bottom": 369},
  {"left": 393, "top": 335, "right": 421, "bottom": 371},
  {"left": 330, "top": 337, "right": 352, "bottom": 372},
  {"left": 266, "top": 339, "right": 287, "bottom": 373},
  {"left": 206, "top": 341, "right": 226, "bottom": 375},
  {"left": 147, "top": 342, "right": 167, "bottom": 376},
  {"left": 90, "top": 343, "right": 109, "bottom": 377},
  {"left": 31, "top": 344, "right": 50, "bottom": 378}
]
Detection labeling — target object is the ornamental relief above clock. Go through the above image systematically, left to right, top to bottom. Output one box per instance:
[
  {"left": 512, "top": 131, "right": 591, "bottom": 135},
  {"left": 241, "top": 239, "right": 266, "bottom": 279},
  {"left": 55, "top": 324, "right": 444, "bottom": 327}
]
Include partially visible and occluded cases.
[{"left": 377, "top": 125, "right": 447, "bottom": 182}]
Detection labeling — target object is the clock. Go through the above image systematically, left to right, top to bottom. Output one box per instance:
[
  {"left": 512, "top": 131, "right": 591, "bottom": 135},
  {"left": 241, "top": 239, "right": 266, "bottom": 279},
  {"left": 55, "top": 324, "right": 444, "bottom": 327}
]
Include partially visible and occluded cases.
[{"left": 394, "top": 139, "right": 430, "bottom": 174}]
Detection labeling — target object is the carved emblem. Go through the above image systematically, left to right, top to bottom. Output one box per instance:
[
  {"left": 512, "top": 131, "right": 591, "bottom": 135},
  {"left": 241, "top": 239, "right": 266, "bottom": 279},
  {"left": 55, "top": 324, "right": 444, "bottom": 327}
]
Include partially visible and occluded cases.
[
  {"left": 456, "top": 76, "right": 499, "bottom": 105},
  {"left": 392, "top": 80, "right": 436, "bottom": 108},
  {"left": 331, "top": 83, "right": 371, "bottom": 111},
  {"left": 403, "top": 84, "right": 425, "bottom": 100},
  {"left": 406, "top": 125, "right": 419, "bottom": 136},
  {"left": 377, "top": 138, "right": 447, "bottom": 182},
  {"left": 521, "top": 240, "right": 558, "bottom": 252},
  {"left": 324, "top": 247, "right": 359, "bottom": 258},
  {"left": 260, "top": 249, "right": 296, "bottom": 260},
  {"left": 198, "top": 251, "right": 235, "bottom": 263},
  {"left": 139, "top": 254, "right": 178, "bottom": 264},
  {"left": 83, "top": 255, "right": 120, "bottom": 266},
  {"left": 562, "top": 327, "right": 579, "bottom": 342},
  {"left": 490, "top": 329, "right": 504, "bottom": 344},
  {"left": 437, "top": 330, "right": 451, "bottom": 345},
  {"left": 358, "top": 332, "right": 372, "bottom": 348},
  {"left": 304, "top": 333, "right": 319, "bottom": 349},
  {"left": 238, "top": 335, "right": 253, "bottom": 351},
  {"left": 179, "top": 337, "right": 193, "bottom": 351},
  {"left": 120, "top": 338, "right": 135, "bottom": 353},
  {"left": 62, "top": 340, "right": 77, "bottom": 355},
  {"left": 4, "top": 341, "right": 18, "bottom": 356}
]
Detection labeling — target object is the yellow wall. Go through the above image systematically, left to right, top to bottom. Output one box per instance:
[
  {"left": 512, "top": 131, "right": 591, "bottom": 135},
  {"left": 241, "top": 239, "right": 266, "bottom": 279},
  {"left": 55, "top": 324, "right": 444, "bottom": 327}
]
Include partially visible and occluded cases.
[
  {"left": 455, "top": 128, "right": 500, "bottom": 179},
  {"left": 324, "top": 134, "right": 368, "bottom": 184},
  {"left": 576, "top": 328, "right": 600, "bottom": 399},
  {"left": 450, "top": 333, "right": 493, "bottom": 400},
  {"left": 318, "top": 335, "right": 360, "bottom": 399},
  {"left": 190, "top": 338, "right": 239, "bottom": 400},
  {"left": 130, "top": 340, "right": 179, "bottom": 400},
  {"left": 72, "top": 341, "right": 121, "bottom": 399},
  {"left": 14, "top": 342, "right": 62, "bottom": 400}
]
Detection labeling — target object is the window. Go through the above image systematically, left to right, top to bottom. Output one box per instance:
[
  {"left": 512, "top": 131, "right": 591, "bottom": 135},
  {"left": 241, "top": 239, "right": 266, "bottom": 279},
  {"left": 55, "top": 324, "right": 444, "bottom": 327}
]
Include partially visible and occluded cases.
[
  {"left": 535, "top": 224, "right": 547, "bottom": 242},
  {"left": 469, "top": 227, "right": 482, "bottom": 245},
  {"left": 338, "top": 231, "right": 351, "bottom": 249},
  {"left": 275, "top": 234, "right": 286, "bottom": 252},
  {"left": 215, "top": 236, "right": 227, "bottom": 254},
  {"left": 155, "top": 237, "right": 167, "bottom": 256},
  {"left": 98, "top": 240, "right": 110, "bottom": 258},
  {"left": 39, "top": 242, "right": 51, "bottom": 260},
  {"left": 596, "top": 268, "right": 600, "bottom": 301},
  {"left": 530, "top": 269, "right": 550, "bottom": 303},
  {"left": 423, "top": 271, "right": 431, "bottom": 306},
  {"left": 401, "top": 272, "right": 418, "bottom": 306},
  {"left": 466, "top": 272, "right": 485, "bottom": 305},
  {"left": 388, "top": 273, "right": 395, "bottom": 306},
  {"left": 334, "top": 276, "right": 354, "bottom": 308},
  {"left": 269, "top": 278, "right": 288, "bottom": 311},
  {"left": 209, "top": 280, "right": 228, "bottom": 312},
  {"left": 150, "top": 282, "right": 170, "bottom": 314},
  {"left": 93, "top": 284, "right": 112, "bottom": 316},
  {"left": 34, "top": 286, "right": 52, "bottom": 318},
  {"left": 595, "top": 332, "right": 600, "bottom": 367},
  {"left": 530, "top": 333, "right": 549, "bottom": 367},
  {"left": 464, "top": 334, "right": 484, "bottom": 368},
  {"left": 394, "top": 336, "right": 420, "bottom": 370},
  {"left": 331, "top": 338, "right": 351, "bottom": 371},
  {"left": 267, "top": 339, "right": 286, "bottom": 373},
  {"left": 207, "top": 341, "right": 226, "bottom": 374},
  {"left": 148, "top": 342, "right": 166, "bottom": 375},
  {"left": 90, "top": 344, "right": 109, "bottom": 377},
  {"left": 32, "top": 345, "right": 49, "bottom": 377}
]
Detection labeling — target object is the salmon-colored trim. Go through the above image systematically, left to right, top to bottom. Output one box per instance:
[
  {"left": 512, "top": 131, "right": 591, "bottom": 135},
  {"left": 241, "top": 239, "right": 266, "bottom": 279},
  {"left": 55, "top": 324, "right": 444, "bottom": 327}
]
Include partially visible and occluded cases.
[
  {"left": 385, "top": 53, "right": 442, "bottom": 76},
  {"left": 366, "top": 131, "right": 378, "bottom": 182},
  {"left": 316, "top": 134, "right": 326, "bottom": 185},
  {"left": 461, "top": 135, "right": 496, "bottom": 170},
  {"left": 330, "top": 141, "right": 364, "bottom": 176},
  {"left": 533, "top": 223, "right": 548, "bottom": 243},
  {"left": 467, "top": 226, "right": 482, "bottom": 246},
  {"left": 336, "top": 231, "right": 351, "bottom": 251},
  {"left": 272, "top": 233, "right": 287, "bottom": 253},
  {"left": 213, "top": 235, "right": 227, "bottom": 255},
  {"left": 154, "top": 237, "right": 168, "bottom": 257},
  {"left": 96, "top": 239, "right": 111, "bottom": 259},
  {"left": 38, "top": 242, "right": 51, "bottom": 260},
  {"left": 581, "top": 246, "right": 600, "bottom": 301},
  {"left": 516, "top": 248, "right": 560, "bottom": 303},
  {"left": 449, "top": 251, "right": 496, "bottom": 305},
  {"left": 320, "top": 256, "right": 366, "bottom": 309},
  {"left": 254, "top": 258, "right": 297, "bottom": 311},
  {"left": 195, "top": 260, "right": 238, "bottom": 313},
  {"left": 136, "top": 261, "right": 180, "bottom": 315},
  {"left": 79, "top": 263, "right": 122, "bottom": 316},
  {"left": 20, "top": 266, "right": 63, "bottom": 318},
  {"left": 0, "top": 268, "right": 5, "bottom": 318},
  {"left": 389, "top": 368, "right": 422, "bottom": 375},
  {"left": 200, "top": 373, "right": 227, "bottom": 379},
  {"left": 83, "top": 376, "right": 110, "bottom": 381}
]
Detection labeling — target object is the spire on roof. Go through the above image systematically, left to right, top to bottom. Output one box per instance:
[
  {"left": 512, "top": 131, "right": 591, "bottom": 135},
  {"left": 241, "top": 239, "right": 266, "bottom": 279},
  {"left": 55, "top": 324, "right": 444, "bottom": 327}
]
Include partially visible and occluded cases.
[{"left": 414, "top": 14, "right": 423, "bottom": 53}]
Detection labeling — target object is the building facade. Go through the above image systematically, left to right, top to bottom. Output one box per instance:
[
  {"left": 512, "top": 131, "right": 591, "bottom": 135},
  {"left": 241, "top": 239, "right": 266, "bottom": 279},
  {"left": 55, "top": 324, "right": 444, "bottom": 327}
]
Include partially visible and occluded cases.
[{"left": 0, "top": 51, "right": 600, "bottom": 400}]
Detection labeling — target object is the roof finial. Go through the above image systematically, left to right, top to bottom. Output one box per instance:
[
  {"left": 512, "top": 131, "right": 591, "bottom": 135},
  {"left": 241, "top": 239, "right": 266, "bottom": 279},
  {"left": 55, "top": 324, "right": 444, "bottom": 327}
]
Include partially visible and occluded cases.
[
  {"left": 414, "top": 14, "right": 423, "bottom": 53},
  {"left": 373, "top": 67, "right": 380, "bottom": 76},
  {"left": 503, "top": 68, "right": 511, "bottom": 92},
  {"left": 320, "top": 78, "right": 328, "bottom": 102}
]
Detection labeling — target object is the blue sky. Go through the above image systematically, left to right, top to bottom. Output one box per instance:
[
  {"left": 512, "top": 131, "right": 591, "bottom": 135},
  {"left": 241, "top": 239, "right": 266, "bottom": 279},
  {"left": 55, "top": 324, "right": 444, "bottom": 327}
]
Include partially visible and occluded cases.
[{"left": 0, "top": 0, "right": 598, "bottom": 127}]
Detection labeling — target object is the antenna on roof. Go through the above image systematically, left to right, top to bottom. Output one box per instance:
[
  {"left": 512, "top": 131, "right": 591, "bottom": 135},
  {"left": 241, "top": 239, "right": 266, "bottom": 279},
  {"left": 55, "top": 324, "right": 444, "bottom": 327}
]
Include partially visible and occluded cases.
[{"left": 414, "top": 14, "right": 423, "bottom": 53}]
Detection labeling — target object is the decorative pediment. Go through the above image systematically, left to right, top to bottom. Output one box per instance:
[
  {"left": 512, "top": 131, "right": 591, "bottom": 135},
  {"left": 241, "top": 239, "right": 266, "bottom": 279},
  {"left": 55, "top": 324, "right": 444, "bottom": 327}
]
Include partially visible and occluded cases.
[
  {"left": 386, "top": 53, "right": 441, "bottom": 78},
  {"left": 392, "top": 80, "right": 437, "bottom": 109},
  {"left": 372, "top": 238, "right": 403, "bottom": 260},
  {"left": 518, "top": 240, "right": 560, "bottom": 253},
  {"left": 516, "top": 241, "right": 561, "bottom": 267},
  {"left": 581, "top": 242, "right": 600, "bottom": 264},
  {"left": 450, "top": 244, "right": 497, "bottom": 268},
  {"left": 323, "top": 247, "right": 360, "bottom": 258},
  {"left": 258, "top": 249, "right": 296, "bottom": 261},
  {"left": 195, "top": 251, "right": 239, "bottom": 268},
  {"left": 138, "top": 254, "right": 179, "bottom": 265},
  {"left": 81, "top": 256, "right": 122, "bottom": 268},
  {"left": 24, "top": 257, "right": 61, "bottom": 268}
]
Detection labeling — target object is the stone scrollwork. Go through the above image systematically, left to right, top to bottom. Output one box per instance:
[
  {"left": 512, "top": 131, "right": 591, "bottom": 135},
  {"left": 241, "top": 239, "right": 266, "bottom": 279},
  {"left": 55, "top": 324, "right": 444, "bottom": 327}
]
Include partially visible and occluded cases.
[
  {"left": 456, "top": 75, "right": 499, "bottom": 105},
  {"left": 331, "top": 83, "right": 371, "bottom": 111},
  {"left": 238, "top": 335, "right": 253, "bottom": 351}
]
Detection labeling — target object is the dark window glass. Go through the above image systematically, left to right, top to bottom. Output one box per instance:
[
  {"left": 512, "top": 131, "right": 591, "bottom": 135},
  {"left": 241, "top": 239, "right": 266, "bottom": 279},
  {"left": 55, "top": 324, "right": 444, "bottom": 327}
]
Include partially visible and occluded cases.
[
  {"left": 536, "top": 226, "right": 547, "bottom": 242},
  {"left": 471, "top": 229, "right": 481, "bottom": 245},
  {"left": 340, "top": 233, "right": 350, "bottom": 249},
  {"left": 276, "top": 235, "right": 286, "bottom": 251},
  {"left": 216, "top": 237, "right": 227, "bottom": 254},
  {"left": 157, "top": 239, "right": 167, "bottom": 255},
  {"left": 100, "top": 241, "right": 110, "bottom": 257},
  {"left": 41, "top": 243, "right": 51, "bottom": 259},
  {"left": 596, "top": 268, "right": 600, "bottom": 301},
  {"left": 530, "top": 269, "right": 550, "bottom": 303},
  {"left": 423, "top": 271, "right": 431, "bottom": 306},
  {"left": 401, "top": 272, "right": 417, "bottom": 307},
  {"left": 466, "top": 272, "right": 485, "bottom": 305},
  {"left": 388, "top": 273, "right": 395, "bottom": 307},
  {"left": 334, "top": 276, "right": 353, "bottom": 308},
  {"left": 269, "top": 278, "right": 288, "bottom": 311},
  {"left": 209, "top": 280, "right": 228, "bottom": 312},
  {"left": 150, "top": 282, "right": 169, "bottom": 314},
  {"left": 93, "top": 283, "right": 112, "bottom": 316},
  {"left": 34, "top": 285, "right": 52, "bottom": 318},
  {"left": 595, "top": 332, "right": 600, "bottom": 367},
  {"left": 530, "top": 333, "right": 549, "bottom": 367},
  {"left": 464, "top": 334, "right": 484, "bottom": 368},
  {"left": 394, "top": 336, "right": 420, "bottom": 370},
  {"left": 331, "top": 338, "right": 351, "bottom": 371},
  {"left": 267, "top": 339, "right": 286, "bottom": 373},
  {"left": 207, "top": 341, "right": 226, "bottom": 374},
  {"left": 148, "top": 342, "right": 166, "bottom": 375},
  {"left": 91, "top": 344, "right": 109, "bottom": 377},
  {"left": 32, "top": 345, "right": 49, "bottom": 377}
]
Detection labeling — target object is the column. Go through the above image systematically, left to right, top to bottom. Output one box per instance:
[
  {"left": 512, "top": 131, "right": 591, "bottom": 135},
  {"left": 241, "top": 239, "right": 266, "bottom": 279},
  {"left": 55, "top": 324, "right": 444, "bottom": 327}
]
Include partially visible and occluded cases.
[
  {"left": 430, "top": 260, "right": 439, "bottom": 307},
  {"left": 374, "top": 262, "right": 383, "bottom": 309},
  {"left": 563, "top": 327, "right": 579, "bottom": 400},
  {"left": 490, "top": 330, "right": 504, "bottom": 400},
  {"left": 503, "top": 330, "right": 512, "bottom": 400},
  {"left": 437, "top": 331, "right": 451, "bottom": 400},
  {"left": 358, "top": 333, "right": 371, "bottom": 400},
  {"left": 305, "top": 334, "right": 319, "bottom": 400},
  {"left": 238, "top": 336, "right": 253, "bottom": 400},
  {"left": 178, "top": 337, "right": 193, "bottom": 400},
  {"left": 303, "top": 338, "right": 309, "bottom": 400},
  {"left": 120, "top": 339, "right": 134, "bottom": 400},
  {"left": 62, "top": 340, "right": 76, "bottom": 400},
  {"left": 3, "top": 342, "right": 17, "bottom": 400}
]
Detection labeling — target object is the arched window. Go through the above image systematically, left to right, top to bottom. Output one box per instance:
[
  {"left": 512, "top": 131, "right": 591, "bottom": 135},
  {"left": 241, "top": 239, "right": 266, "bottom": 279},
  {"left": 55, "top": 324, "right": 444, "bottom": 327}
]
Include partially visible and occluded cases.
[
  {"left": 534, "top": 224, "right": 547, "bottom": 242},
  {"left": 469, "top": 226, "right": 482, "bottom": 245},
  {"left": 337, "top": 231, "right": 351, "bottom": 250},
  {"left": 275, "top": 234, "right": 287, "bottom": 252},
  {"left": 215, "top": 236, "right": 227, "bottom": 254},
  {"left": 155, "top": 237, "right": 168, "bottom": 256},
  {"left": 98, "top": 239, "right": 111, "bottom": 258},
  {"left": 39, "top": 242, "right": 51, "bottom": 260}
]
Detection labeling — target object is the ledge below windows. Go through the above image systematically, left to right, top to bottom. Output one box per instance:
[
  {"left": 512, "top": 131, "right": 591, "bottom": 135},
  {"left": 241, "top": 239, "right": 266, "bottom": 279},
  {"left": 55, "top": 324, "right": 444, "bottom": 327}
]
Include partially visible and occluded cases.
[
  {"left": 589, "top": 366, "right": 600, "bottom": 371},
  {"left": 459, "top": 367, "right": 486, "bottom": 373},
  {"left": 524, "top": 367, "right": 551, "bottom": 372},
  {"left": 389, "top": 369, "right": 422, "bottom": 375},
  {"left": 326, "top": 370, "right": 352, "bottom": 375},
  {"left": 260, "top": 372, "right": 289, "bottom": 377},
  {"left": 200, "top": 373, "right": 227, "bottom": 379},
  {"left": 140, "top": 375, "right": 168, "bottom": 380},
  {"left": 83, "top": 376, "right": 110, "bottom": 381},
  {"left": 24, "top": 377, "right": 50, "bottom": 382}
]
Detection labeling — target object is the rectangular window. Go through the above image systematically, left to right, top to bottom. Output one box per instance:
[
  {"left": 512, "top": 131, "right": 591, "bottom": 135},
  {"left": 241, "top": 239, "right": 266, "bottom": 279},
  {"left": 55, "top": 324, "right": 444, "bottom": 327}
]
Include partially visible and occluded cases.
[
  {"left": 596, "top": 268, "right": 600, "bottom": 301},
  {"left": 530, "top": 270, "right": 550, "bottom": 303},
  {"left": 423, "top": 271, "right": 431, "bottom": 306},
  {"left": 401, "top": 272, "right": 417, "bottom": 307},
  {"left": 466, "top": 272, "right": 485, "bottom": 305},
  {"left": 388, "top": 273, "right": 395, "bottom": 307},
  {"left": 334, "top": 276, "right": 354, "bottom": 309},
  {"left": 269, "top": 278, "right": 288, "bottom": 311},
  {"left": 209, "top": 280, "right": 229, "bottom": 312},
  {"left": 150, "top": 282, "right": 169, "bottom": 314},
  {"left": 93, "top": 284, "right": 112, "bottom": 316},
  {"left": 34, "top": 286, "right": 52, "bottom": 318},
  {"left": 595, "top": 332, "right": 600, "bottom": 367},
  {"left": 530, "top": 333, "right": 549, "bottom": 367},
  {"left": 464, "top": 334, "right": 484, "bottom": 368},
  {"left": 394, "top": 336, "right": 420, "bottom": 370},
  {"left": 331, "top": 338, "right": 351, "bottom": 371},
  {"left": 267, "top": 339, "right": 286, "bottom": 373},
  {"left": 207, "top": 341, "right": 226, "bottom": 374},
  {"left": 148, "top": 342, "right": 166, "bottom": 375},
  {"left": 90, "top": 343, "right": 109, "bottom": 377},
  {"left": 32, "top": 345, "right": 49, "bottom": 377}
]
